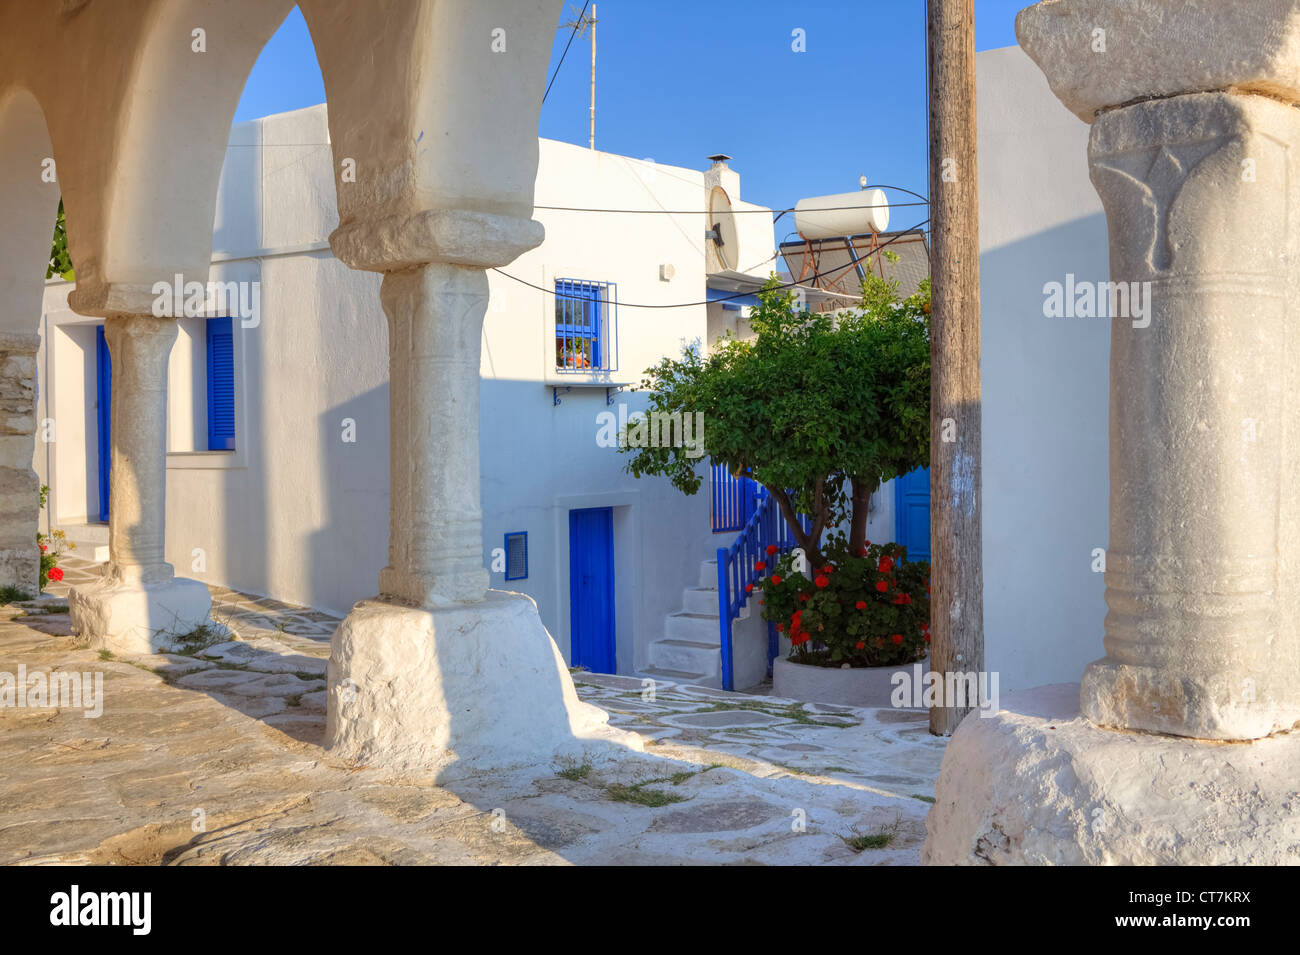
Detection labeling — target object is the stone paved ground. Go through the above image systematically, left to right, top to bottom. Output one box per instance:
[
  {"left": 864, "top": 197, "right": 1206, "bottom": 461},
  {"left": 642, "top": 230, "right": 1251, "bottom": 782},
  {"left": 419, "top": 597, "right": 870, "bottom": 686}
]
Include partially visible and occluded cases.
[{"left": 1, "top": 556, "right": 946, "bottom": 865}]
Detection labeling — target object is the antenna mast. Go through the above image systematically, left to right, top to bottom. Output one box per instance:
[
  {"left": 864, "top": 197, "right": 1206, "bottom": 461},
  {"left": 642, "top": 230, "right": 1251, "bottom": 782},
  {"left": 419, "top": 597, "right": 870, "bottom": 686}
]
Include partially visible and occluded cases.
[{"left": 562, "top": 3, "right": 598, "bottom": 149}]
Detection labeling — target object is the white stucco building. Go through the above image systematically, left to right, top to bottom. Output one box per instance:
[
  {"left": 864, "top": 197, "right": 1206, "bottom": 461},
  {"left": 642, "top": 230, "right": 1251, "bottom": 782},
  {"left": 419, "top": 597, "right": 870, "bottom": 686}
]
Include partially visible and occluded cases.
[{"left": 35, "top": 103, "right": 797, "bottom": 687}]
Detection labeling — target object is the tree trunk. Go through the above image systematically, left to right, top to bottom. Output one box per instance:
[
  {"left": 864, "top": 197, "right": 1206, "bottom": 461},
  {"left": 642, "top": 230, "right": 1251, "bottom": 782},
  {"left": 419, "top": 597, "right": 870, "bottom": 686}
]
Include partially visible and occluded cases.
[
  {"left": 927, "top": 0, "right": 984, "bottom": 736},
  {"left": 848, "top": 476, "right": 876, "bottom": 554},
  {"left": 768, "top": 485, "right": 823, "bottom": 565}
]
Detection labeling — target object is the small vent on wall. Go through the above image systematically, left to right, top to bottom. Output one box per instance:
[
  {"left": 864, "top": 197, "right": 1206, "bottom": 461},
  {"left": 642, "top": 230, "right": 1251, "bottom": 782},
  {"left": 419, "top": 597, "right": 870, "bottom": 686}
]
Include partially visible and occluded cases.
[{"left": 505, "top": 532, "right": 528, "bottom": 581}]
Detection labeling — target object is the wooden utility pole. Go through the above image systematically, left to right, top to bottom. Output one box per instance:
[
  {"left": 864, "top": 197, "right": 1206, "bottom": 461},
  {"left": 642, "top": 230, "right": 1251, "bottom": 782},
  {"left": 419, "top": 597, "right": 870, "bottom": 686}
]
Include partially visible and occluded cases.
[{"left": 927, "top": 0, "right": 983, "bottom": 736}]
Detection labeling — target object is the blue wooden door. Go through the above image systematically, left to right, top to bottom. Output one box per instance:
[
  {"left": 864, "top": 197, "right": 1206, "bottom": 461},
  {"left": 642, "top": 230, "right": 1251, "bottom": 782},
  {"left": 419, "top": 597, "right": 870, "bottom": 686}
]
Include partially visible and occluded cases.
[
  {"left": 95, "top": 325, "right": 111, "bottom": 523},
  {"left": 894, "top": 467, "right": 931, "bottom": 563},
  {"left": 569, "top": 507, "right": 615, "bottom": 672}
]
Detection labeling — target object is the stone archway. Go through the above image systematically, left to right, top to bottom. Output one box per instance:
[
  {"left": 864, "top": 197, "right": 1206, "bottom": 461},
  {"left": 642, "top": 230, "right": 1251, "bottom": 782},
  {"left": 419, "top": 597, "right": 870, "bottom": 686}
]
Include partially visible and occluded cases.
[{"left": 0, "top": 86, "right": 61, "bottom": 593}]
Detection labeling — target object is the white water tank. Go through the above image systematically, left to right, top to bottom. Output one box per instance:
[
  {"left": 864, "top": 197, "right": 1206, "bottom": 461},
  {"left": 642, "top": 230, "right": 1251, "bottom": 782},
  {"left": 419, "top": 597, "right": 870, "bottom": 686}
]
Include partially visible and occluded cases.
[{"left": 794, "top": 189, "right": 890, "bottom": 240}]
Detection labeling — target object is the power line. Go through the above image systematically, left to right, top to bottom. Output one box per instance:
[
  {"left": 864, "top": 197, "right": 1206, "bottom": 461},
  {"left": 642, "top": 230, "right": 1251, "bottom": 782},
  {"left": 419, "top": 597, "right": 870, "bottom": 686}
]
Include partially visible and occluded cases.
[
  {"left": 542, "top": 0, "right": 591, "bottom": 105},
  {"left": 535, "top": 199, "right": 928, "bottom": 215},
  {"left": 492, "top": 219, "right": 930, "bottom": 310}
]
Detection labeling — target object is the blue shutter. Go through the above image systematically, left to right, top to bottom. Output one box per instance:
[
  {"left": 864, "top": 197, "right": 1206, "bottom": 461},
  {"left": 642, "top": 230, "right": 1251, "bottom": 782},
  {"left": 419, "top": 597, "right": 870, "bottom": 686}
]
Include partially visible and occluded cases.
[
  {"left": 206, "top": 317, "right": 235, "bottom": 451},
  {"left": 96, "top": 325, "right": 112, "bottom": 522},
  {"left": 505, "top": 532, "right": 528, "bottom": 580}
]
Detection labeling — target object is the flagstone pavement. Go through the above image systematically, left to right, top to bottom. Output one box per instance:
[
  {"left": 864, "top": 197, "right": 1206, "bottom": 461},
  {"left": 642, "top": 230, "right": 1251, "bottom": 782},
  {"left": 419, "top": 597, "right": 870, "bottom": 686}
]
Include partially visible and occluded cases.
[{"left": 1, "top": 555, "right": 948, "bottom": 865}]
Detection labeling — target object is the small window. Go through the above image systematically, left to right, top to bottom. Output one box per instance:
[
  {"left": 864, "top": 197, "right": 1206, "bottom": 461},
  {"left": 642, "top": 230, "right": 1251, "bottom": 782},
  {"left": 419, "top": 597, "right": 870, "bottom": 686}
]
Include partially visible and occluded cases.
[
  {"left": 555, "top": 279, "right": 616, "bottom": 372},
  {"left": 206, "top": 316, "right": 235, "bottom": 450},
  {"left": 505, "top": 531, "right": 528, "bottom": 581}
]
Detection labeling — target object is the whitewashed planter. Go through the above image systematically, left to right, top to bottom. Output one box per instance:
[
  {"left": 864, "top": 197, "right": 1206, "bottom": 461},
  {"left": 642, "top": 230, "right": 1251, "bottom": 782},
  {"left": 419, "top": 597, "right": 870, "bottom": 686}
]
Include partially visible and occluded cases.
[{"left": 773, "top": 655, "right": 929, "bottom": 708}]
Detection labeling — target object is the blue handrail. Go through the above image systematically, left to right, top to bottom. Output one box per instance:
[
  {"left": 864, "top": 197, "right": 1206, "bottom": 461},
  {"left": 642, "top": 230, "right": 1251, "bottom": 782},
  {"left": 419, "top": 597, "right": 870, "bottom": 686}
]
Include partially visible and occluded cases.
[
  {"left": 710, "top": 462, "right": 758, "bottom": 533},
  {"left": 715, "top": 488, "right": 805, "bottom": 690}
]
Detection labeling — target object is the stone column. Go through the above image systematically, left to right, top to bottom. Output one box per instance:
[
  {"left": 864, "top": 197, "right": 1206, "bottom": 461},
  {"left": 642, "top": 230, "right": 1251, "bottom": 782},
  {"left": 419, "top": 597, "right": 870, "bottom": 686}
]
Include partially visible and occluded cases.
[
  {"left": 922, "top": 1, "right": 1300, "bottom": 865},
  {"left": 1081, "top": 93, "right": 1300, "bottom": 740},
  {"left": 323, "top": 210, "right": 639, "bottom": 774},
  {"left": 377, "top": 264, "right": 490, "bottom": 606},
  {"left": 67, "top": 309, "right": 217, "bottom": 654},
  {"left": 102, "top": 314, "right": 176, "bottom": 582},
  {"left": 0, "top": 331, "right": 40, "bottom": 593}
]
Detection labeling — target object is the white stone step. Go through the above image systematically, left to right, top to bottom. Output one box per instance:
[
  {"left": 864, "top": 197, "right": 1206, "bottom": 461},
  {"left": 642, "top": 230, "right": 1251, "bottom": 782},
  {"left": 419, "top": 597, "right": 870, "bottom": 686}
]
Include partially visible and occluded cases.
[
  {"left": 698, "top": 559, "right": 719, "bottom": 590},
  {"left": 682, "top": 586, "right": 721, "bottom": 614},
  {"left": 666, "top": 611, "right": 723, "bottom": 645},
  {"left": 646, "top": 637, "right": 723, "bottom": 677},
  {"left": 636, "top": 666, "right": 721, "bottom": 689}
]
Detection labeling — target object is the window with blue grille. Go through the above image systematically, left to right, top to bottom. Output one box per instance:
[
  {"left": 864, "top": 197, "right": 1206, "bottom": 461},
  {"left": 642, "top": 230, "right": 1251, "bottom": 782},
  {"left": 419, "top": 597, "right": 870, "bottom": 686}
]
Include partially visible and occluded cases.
[
  {"left": 555, "top": 279, "right": 615, "bottom": 371},
  {"left": 206, "top": 316, "right": 236, "bottom": 451},
  {"left": 504, "top": 531, "right": 528, "bottom": 580}
]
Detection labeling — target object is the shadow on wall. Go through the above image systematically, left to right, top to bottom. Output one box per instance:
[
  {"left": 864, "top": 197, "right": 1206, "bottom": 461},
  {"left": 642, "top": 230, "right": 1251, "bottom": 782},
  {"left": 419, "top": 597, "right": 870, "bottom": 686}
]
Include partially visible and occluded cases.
[
  {"left": 980, "top": 211, "right": 1110, "bottom": 691},
  {"left": 307, "top": 383, "right": 390, "bottom": 616}
]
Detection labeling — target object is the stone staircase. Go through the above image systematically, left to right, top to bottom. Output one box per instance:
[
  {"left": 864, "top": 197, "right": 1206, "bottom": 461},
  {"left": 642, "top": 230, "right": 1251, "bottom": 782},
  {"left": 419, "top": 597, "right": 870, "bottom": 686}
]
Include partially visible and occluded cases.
[
  {"left": 55, "top": 522, "right": 109, "bottom": 564},
  {"left": 639, "top": 558, "right": 749, "bottom": 688}
]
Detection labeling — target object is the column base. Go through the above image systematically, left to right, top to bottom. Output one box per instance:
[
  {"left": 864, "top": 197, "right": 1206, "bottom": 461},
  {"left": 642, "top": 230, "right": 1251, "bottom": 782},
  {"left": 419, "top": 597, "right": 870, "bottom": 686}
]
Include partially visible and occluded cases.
[
  {"left": 0, "top": 547, "right": 37, "bottom": 596},
  {"left": 69, "top": 575, "right": 223, "bottom": 654},
  {"left": 326, "top": 590, "right": 642, "bottom": 777},
  {"left": 1082, "top": 656, "right": 1300, "bottom": 741},
  {"left": 922, "top": 683, "right": 1300, "bottom": 865}
]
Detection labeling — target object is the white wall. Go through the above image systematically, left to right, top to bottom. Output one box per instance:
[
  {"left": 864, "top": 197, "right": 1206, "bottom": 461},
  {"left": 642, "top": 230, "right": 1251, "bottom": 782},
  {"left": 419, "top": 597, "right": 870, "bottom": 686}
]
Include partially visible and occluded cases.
[
  {"left": 977, "top": 45, "right": 1110, "bottom": 691},
  {"left": 41, "top": 104, "right": 775, "bottom": 679}
]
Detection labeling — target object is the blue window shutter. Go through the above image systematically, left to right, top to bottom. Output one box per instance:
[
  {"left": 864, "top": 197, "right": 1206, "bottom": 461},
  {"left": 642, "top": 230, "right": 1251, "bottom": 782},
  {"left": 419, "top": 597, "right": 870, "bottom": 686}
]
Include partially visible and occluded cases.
[
  {"left": 554, "top": 278, "right": 612, "bottom": 371},
  {"left": 206, "top": 316, "right": 235, "bottom": 451},
  {"left": 505, "top": 532, "right": 528, "bottom": 580}
]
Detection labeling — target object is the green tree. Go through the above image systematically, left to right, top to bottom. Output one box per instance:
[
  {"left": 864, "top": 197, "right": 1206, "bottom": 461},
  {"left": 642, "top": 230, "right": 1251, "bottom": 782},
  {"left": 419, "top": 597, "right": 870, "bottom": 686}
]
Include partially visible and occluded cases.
[
  {"left": 47, "top": 199, "right": 74, "bottom": 281},
  {"left": 621, "top": 270, "right": 930, "bottom": 563}
]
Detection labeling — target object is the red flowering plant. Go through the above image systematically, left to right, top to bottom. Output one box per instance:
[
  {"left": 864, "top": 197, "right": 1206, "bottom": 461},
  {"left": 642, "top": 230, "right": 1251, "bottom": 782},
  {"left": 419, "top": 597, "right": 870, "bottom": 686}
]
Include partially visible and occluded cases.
[
  {"left": 36, "top": 484, "right": 73, "bottom": 592},
  {"left": 756, "top": 534, "right": 930, "bottom": 668}
]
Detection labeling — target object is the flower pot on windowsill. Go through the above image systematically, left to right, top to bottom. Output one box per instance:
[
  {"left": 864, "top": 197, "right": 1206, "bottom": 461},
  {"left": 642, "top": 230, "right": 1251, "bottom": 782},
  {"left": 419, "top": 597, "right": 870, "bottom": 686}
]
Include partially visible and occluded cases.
[{"left": 772, "top": 654, "right": 929, "bottom": 709}]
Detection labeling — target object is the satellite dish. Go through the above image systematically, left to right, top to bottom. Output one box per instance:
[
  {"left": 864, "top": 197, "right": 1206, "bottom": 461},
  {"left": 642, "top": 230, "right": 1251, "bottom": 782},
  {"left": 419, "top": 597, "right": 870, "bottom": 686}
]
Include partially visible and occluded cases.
[{"left": 707, "top": 186, "right": 738, "bottom": 271}]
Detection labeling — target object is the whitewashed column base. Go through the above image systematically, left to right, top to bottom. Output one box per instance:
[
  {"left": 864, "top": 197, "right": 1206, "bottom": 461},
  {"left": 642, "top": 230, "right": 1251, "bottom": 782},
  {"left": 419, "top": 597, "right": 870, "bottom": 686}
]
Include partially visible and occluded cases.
[
  {"left": 69, "top": 576, "right": 222, "bottom": 654},
  {"left": 326, "top": 590, "right": 643, "bottom": 777},
  {"left": 922, "top": 684, "right": 1300, "bottom": 865}
]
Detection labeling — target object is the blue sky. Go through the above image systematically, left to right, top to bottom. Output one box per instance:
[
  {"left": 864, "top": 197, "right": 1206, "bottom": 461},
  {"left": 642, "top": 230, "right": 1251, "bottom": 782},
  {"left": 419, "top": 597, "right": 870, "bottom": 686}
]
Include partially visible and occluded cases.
[{"left": 234, "top": 1, "right": 1029, "bottom": 219}]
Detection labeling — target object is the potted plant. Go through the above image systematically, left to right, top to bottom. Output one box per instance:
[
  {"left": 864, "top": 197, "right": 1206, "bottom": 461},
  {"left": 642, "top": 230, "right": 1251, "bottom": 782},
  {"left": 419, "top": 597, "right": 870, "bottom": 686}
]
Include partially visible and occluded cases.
[{"left": 757, "top": 535, "right": 930, "bottom": 707}]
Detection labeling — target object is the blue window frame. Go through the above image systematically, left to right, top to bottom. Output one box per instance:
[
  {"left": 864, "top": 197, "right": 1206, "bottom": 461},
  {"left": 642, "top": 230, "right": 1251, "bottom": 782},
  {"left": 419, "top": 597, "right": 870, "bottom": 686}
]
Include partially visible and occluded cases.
[
  {"left": 555, "top": 279, "right": 615, "bottom": 371},
  {"left": 206, "top": 316, "right": 235, "bottom": 451},
  {"left": 504, "top": 531, "right": 528, "bottom": 581}
]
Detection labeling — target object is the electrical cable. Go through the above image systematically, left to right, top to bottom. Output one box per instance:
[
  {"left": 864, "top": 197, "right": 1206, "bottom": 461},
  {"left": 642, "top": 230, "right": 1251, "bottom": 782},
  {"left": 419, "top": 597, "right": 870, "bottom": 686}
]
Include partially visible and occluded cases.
[
  {"left": 542, "top": 0, "right": 590, "bottom": 105},
  {"left": 535, "top": 198, "right": 928, "bottom": 215},
  {"left": 492, "top": 219, "right": 930, "bottom": 310}
]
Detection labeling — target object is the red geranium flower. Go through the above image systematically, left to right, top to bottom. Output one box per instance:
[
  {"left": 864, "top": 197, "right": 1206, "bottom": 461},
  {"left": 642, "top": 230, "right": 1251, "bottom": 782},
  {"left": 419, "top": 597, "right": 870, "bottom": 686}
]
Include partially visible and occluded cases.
[
  {"left": 39, "top": 543, "right": 47, "bottom": 553},
  {"left": 766, "top": 544, "right": 778, "bottom": 556},
  {"left": 878, "top": 556, "right": 894, "bottom": 573},
  {"left": 755, "top": 561, "right": 766, "bottom": 572},
  {"left": 821, "top": 565, "right": 833, "bottom": 575},
  {"left": 48, "top": 567, "right": 63, "bottom": 582},
  {"left": 772, "top": 575, "right": 782, "bottom": 585},
  {"left": 814, "top": 575, "right": 829, "bottom": 588},
  {"left": 875, "top": 580, "right": 888, "bottom": 593},
  {"left": 745, "top": 583, "right": 753, "bottom": 593},
  {"left": 799, "top": 593, "right": 809, "bottom": 602},
  {"left": 855, "top": 600, "right": 866, "bottom": 610},
  {"left": 776, "top": 623, "right": 784, "bottom": 632},
  {"left": 891, "top": 633, "right": 903, "bottom": 645},
  {"left": 923, "top": 634, "right": 931, "bottom": 643},
  {"left": 855, "top": 641, "right": 866, "bottom": 649}
]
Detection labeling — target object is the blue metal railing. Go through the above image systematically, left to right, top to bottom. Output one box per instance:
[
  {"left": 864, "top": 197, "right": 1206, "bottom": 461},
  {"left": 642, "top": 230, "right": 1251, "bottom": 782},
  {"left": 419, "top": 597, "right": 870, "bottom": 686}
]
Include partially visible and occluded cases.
[
  {"left": 710, "top": 463, "right": 759, "bottom": 533},
  {"left": 716, "top": 489, "right": 806, "bottom": 690}
]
